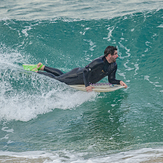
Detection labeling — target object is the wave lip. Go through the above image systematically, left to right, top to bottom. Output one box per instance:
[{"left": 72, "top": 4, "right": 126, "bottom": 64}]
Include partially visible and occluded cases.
[{"left": 0, "top": 0, "right": 163, "bottom": 20}]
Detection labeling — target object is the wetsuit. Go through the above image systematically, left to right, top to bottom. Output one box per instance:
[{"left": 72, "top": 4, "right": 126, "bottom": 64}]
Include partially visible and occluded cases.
[{"left": 38, "top": 55, "right": 120, "bottom": 87}]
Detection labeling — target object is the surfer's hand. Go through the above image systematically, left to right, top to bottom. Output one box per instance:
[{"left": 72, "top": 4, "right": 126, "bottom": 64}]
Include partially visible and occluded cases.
[
  {"left": 120, "top": 81, "right": 128, "bottom": 88},
  {"left": 86, "top": 86, "right": 94, "bottom": 92}
]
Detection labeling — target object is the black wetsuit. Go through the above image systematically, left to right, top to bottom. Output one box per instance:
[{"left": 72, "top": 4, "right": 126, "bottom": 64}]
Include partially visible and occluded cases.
[{"left": 38, "top": 55, "right": 120, "bottom": 87}]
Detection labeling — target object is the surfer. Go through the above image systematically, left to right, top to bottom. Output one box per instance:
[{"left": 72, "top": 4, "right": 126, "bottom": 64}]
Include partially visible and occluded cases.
[{"left": 34, "top": 46, "right": 127, "bottom": 92}]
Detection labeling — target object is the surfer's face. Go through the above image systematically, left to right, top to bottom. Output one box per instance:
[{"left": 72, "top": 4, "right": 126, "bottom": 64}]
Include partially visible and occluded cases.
[
  {"left": 105, "top": 50, "right": 118, "bottom": 63},
  {"left": 107, "top": 50, "right": 118, "bottom": 63},
  {"left": 111, "top": 50, "right": 118, "bottom": 62}
]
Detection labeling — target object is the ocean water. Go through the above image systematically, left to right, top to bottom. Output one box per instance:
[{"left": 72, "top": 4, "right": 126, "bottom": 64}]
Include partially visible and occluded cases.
[{"left": 0, "top": 0, "right": 163, "bottom": 162}]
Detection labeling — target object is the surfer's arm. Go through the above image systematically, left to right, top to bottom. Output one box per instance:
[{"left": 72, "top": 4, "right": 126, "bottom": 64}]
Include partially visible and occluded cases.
[
  {"left": 83, "top": 57, "right": 104, "bottom": 88},
  {"left": 83, "top": 67, "right": 91, "bottom": 87},
  {"left": 83, "top": 67, "right": 96, "bottom": 92},
  {"left": 83, "top": 67, "right": 95, "bottom": 92},
  {"left": 108, "top": 68, "right": 121, "bottom": 84},
  {"left": 108, "top": 68, "right": 127, "bottom": 88}
]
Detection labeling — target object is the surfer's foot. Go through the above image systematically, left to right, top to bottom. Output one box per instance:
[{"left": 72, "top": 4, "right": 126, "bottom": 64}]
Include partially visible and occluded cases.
[
  {"left": 37, "top": 62, "right": 45, "bottom": 71},
  {"left": 32, "top": 63, "right": 45, "bottom": 72}
]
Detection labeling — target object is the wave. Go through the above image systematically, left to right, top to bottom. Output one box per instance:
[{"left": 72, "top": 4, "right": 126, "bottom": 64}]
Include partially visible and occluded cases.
[
  {"left": 0, "top": 3, "right": 163, "bottom": 162},
  {"left": 0, "top": 9, "right": 163, "bottom": 122}
]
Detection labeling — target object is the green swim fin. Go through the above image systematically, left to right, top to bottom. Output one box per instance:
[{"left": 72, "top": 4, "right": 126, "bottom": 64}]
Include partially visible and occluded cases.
[{"left": 22, "top": 64, "right": 43, "bottom": 71}]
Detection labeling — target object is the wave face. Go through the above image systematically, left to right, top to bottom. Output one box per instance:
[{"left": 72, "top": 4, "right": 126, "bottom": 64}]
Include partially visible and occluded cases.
[{"left": 0, "top": 0, "right": 163, "bottom": 162}]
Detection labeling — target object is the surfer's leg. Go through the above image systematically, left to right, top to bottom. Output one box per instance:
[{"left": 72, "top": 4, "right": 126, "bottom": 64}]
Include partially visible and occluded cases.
[
  {"left": 36, "top": 62, "right": 64, "bottom": 76},
  {"left": 44, "top": 66, "right": 63, "bottom": 76},
  {"left": 37, "top": 67, "right": 84, "bottom": 85},
  {"left": 37, "top": 71, "right": 58, "bottom": 79}
]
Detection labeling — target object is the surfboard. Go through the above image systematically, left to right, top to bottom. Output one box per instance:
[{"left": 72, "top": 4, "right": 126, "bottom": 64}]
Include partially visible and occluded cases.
[{"left": 69, "top": 83, "right": 125, "bottom": 92}]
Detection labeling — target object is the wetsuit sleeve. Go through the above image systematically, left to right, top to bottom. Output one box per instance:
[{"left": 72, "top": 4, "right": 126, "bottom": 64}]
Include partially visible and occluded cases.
[
  {"left": 108, "top": 65, "right": 121, "bottom": 84},
  {"left": 83, "top": 67, "right": 91, "bottom": 87}
]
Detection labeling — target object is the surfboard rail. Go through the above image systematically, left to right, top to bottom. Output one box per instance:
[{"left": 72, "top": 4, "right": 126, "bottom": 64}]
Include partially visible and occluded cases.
[{"left": 69, "top": 83, "right": 125, "bottom": 92}]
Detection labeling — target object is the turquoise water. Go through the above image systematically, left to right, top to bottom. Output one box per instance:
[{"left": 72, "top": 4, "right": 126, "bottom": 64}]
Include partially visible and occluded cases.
[{"left": 0, "top": 0, "right": 163, "bottom": 162}]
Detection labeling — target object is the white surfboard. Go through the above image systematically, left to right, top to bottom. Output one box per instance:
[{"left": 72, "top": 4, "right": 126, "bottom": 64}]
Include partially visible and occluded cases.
[{"left": 69, "top": 83, "right": 125, "bottom": 92}]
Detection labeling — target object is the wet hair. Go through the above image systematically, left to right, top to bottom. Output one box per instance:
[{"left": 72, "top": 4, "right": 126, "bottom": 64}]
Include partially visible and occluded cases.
[{"left": 104, "top": 46, "right": 117, "bottom": 57}]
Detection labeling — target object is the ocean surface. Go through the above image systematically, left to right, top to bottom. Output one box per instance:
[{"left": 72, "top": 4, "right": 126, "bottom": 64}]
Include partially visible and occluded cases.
[{"left": 0, "top": 0, "right": 163, "bottom": 162}]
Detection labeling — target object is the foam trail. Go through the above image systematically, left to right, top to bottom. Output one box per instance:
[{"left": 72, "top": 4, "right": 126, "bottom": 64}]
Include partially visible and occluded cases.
[
  {"left": 0, "top": 46, "right": 97, "bottom": 122},
  {"left": 0, "top": 68, "right": 97, "bottom": 122}
]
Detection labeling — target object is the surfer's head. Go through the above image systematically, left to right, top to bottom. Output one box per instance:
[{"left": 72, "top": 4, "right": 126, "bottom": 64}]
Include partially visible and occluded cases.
[
  {"left": 104, "top": 46, "right": 117, "bottom": 57},
  {"left": 104, "top": 46, "right": 118, "bottom": 63}
]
